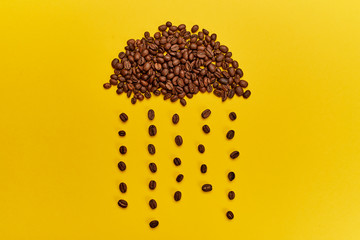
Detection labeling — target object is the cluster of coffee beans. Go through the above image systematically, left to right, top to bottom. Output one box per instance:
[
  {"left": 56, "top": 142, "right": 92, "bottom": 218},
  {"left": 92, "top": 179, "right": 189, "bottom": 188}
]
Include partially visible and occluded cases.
[
  {"left": 103, "top": 21, "right": 251, "bottom": 105},
  {"left": 172, "top": 113, "right": 184, "bottom": 202}
]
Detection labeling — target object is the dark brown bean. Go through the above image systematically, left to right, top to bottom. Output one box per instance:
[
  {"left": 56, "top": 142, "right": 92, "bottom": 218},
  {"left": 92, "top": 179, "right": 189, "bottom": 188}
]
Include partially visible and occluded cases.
[
  {"left": 158, "top": 25, "right": 167, "bottom": 31},
  {"left": 191, "top": 25, "right": 199, "bottom": 33},
  {"left": 219, "top": 45, "right": 229, "bottom": 53},
  {"left": 239, "top": 80, "right": 248, "bottom": 88},
  {"left": 103, "top": 83, "right": 111, "bottom": 89},
  {"left": 235, "top": 86, "right": 244, "bottom": 96},
  {"left": 243, "top": 90, "right": 251, "bottom": 98},
  {"left": 180, "top": 98, "right": 187, "bottom": 106},
  {"left": 148, "top": 109, "right": 155, "bottom": 120},
  {"left": 201, "top": 109, "right": 211, "bottom": 119},
  {"left": 229, "top": 112, "right": 237, "bottom": 121},
  {"left": 119, "top": 113, "right": 128, "bottom": 122},
  {"left": 172, "top": 114, "right": 179, "bottom": 124},
  {"left": 149, "top": 125, "right": 157, "bottom": 136},
  {"left": 202, "top": 125, "right": 210, "bottom": 134},
  {"left": 118, "top": 130, "right": 126, "bottom": 137},
  {"left": 226, "top": 130, "right": 235, "bottom": 139},
  {"left": 175, "top": 135, "right": 183, "bottom": 146},
  {"left": 148, "top": 144, "right": 156, "bottom": 154},
  {"left": 198, "top": 144, "right": 205, "bottom": 153},
  {"left": 119, "top": 146, "right": 127, "bottom": 154},
  {"left": 230, "top": 151, "right": 239, "bottom": 159},
  {"left": 173, "top": 157, "right": 181, "bottom": 166},
  {"left": 118, "top": 161, "right": 126, "bottom": 171},
  {"left": 149, "top": 162, "right": 157, "bottom": 173},
  {"left": 201, "top": 164, "right": 207, "bottom": 173},
  {"left": 228, "top": 172, "right": 235, "bottom": 181},
  {"left": 176, "top": 174, "right": 184, "bottom": 182},
  {"left": 149, "top": 180, "right": 156, "bottom": 190},
  {"left": 119, "top": 182, "right": 127, "bottom": 193},
  {"left": 202, "top": 184, "right": 212, "bottom": 192},
  {"left": 174, "top": 191, "right": 182, "bottom": 201},
  {"left": 228, "top": 191, "right": 235, "bottom": 200},
  {"left": 118, "top": 199, "right": 128, "bottom": 208},
  {"left": 149, "top": 199, "right": 157, "bottom": 209},
  {"left": 226, "top": 211, "right": 234, "bottom": 219},
  {"left": 149, "top": 220, "right": 159, "bottom": 228}
]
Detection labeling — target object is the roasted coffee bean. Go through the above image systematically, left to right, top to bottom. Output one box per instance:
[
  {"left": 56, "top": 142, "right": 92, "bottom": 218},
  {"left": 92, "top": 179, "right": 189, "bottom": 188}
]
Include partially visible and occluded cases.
[
  {"left": 191, "top": 25, "right": 199, "bottom": 33},
  {"left": 239, "top": 80, "right": 248, "bottom": 88},
  {"left": 103, "top": 83, "right": 111, "bottom": 89},
  {"left": 235, "top": 86, "right": 244, "bottom": 96},
  {"left": 243, "top": 90, "right": 251, "bottom": 98},
  {"left": 131, "top": 97, "right": 137, "bottom": 104},
  {"left": 180, "top": 98, "right": 187, "bottom": 106},
  {"left": 148, "top": 109, "right": 155, "bottom": 120},
  {"left": 201, "top": 109, "right": 211, "bottom": 119},
  {"left": 229, "top": 112, "right": 237, "bottom": 121},
  {"left": 119, "top": 113, "right": 128, "bottom": 122},
  {"left": 172, "top": 114, "right": 179, "bottom": 124},
  {"left": 202, "top": 124, "right": 210, "bottom": 134},
  {"left": 149, "top": 125, "right": 157, "bottom": 136},
  {"left": 118, "top": 130, "right": 126, "bottom": 137},
  {"left": 226, "top": 130, "right": 235, "bottom": 139},
  {"left": 175, "top": 135, "right": 183, "bottom": 146},
  {"left": 148, "top": 144, "right": 156, "bottom": 154},
  {"left": 198, "top": 144, "right": 205, "bottom": 153},
  {"left": 119, "top": 146, "right": 127, "bottom": 154},
  {"left": 230, "top": 151, "right": 239, "bottom": 159},
  {"left": 173, "top": 157, "right": 181, "bottom": 166},
  {"left": 118, "top": 161, "right": 126, "bottom": 171},
  {"left": 149, "top": 162, "right": 157, "bottom": 173},
  {"left": 201, "top": 164, "right": 207, "bottom": 173},
  {"left": 228, "top": 172, "right": 235, "bottom": 181},
  {"left": 176, "top": 174, "right": 184, "bottom": 182},
  {"left": 149, "top": 180, "right": 156, "bottom": 190},
  {"left": 119, "top": 182, "right": 127, "bottom": 193},
  {"left": 202, "top": 184, "right": 212, "bottom": 192},
  {"left": 174, "top": 191, "right": 182, "bottom": 201},
  {"left": 228, "top": 191, "right": 235, "bottom": 200},
  {"left": 118, "top": 199, "right": 128, "bottom": 208},
  {"left": 149, "top": 199, "right": 157, "bottom": 209},
  {"left": 226, "top": 211, "right": 234, "bottom": 220},
  {"left": 149, "top": 220, "right": 159, "bottom": 228}
]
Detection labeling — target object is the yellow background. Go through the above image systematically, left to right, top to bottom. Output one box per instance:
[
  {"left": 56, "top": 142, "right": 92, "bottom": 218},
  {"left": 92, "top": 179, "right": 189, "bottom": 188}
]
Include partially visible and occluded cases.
[{"left": 1, "top": 0, "right": 359, "bottom": 239}]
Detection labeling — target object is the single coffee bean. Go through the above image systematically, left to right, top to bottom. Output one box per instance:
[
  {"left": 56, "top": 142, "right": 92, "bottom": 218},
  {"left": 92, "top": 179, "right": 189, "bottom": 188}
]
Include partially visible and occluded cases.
[
  {"left": 166, "top": 21, "right": 172, "bottom": 27},
  {"left": 191, "top": 25, "right": 199, "bottom": 33},
  {"left": 239, "top": 80, "right": 248, "bottom": 88},
  {"left": 103, "top": 83, "right": 111, "bottom": 89},
  {"left": 235, "top": 86, "right": 244, "bottom": 96},
  {"left": 243, "top": 90, "right": 251, "bottom": 98},
  {"left": 131, "top": 97, "right": 136, "bottom": 104},
  {"left": 180, "top": 99, "right": 187, "bottom": 106},
  {"left": 148, "top": 109, "right": 155, "bottom": 120},
  {"left": 201, "top": 109, "right": 211, "bottom": 119},
  {"left": 229, "top": 112, "right": 237, "bottom": 121},
  {"left": 119, "top": 113, "right": 128, "bottom": 122},
  {"left": 172, "top": 114, "right": 179, "bottom": 124},
  {"left": 149, "top": 125, "right": 157, "bottom": 136},
  {"left": 202, "top": 125, "right": 210, "bottom": 134},
  {"left": 118, "top": 130, "right": 126, "bottom": 137},
  {"left": 226, "top": 130, "right": 235, "bottom": 139},
  {"left": 175, "top": 135, "right": 183, "bottom": 146},
  {"left": 148, "top": 144, "right": 156, "bottom": 155},
  {"left": 198, "top": 144, "right": 205, "bottom": 153},
  {"left": 119, "top": 146, "right": 127, "bottom": 154},
  {"left": 230, "top": 151, "right": 239, "bottom": 159},
  {"left": 173, "top": 157, "right": 181, "bottom": 166},
  {"left": 118, "top": 161, "right": 126, "bottom": 171},
  {"left": 149, "top": 162, "right": 157, "bottom": 173},
  {"left": 201, "top": 164, "right": 207, "bottom": 173},
  {"left": 228, "top": 172, "right": 235, "bottom": 181},
  {"left": 176, "top": 174, "right": 184, "bottom": 182},
  {"left": 149, "top": 180, "right": 156, "bottom": 190},
  {"left": 119, "top": 182, "right": 127, "bottom": 193},
  {"left": 202, "top": 184, "right": 212, "bottom": 192},
  {"left": 174, "top": 191, "right": 182, "bottom": 201},
  {"left": 228, "top": 191, "right": 235, "bottom": 200},
  {"left": 118, "top": 199, "right": 128, "bottom": 208},
  {"left": 149, "top": 199, "right": 157, "bottom": 209},
  {"left": 226, "top": 211, "right": 234, "bottom": 220},
  {"left": 149, "top": 220, "right": 159, "bottom": 228}
]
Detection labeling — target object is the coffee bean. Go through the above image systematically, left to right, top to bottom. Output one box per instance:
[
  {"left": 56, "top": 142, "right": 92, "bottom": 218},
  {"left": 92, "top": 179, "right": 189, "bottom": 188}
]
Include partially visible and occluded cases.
[
  {"left": 158, "top": 25, "right": 167, "bottom": 31},
  {"left": 191, "top": 25, "right": 199, "bottom": 33},
  {"left": 220, "top": 45, "right": 229, "bottom": 53},
  {"left": 239, "top": 80, "right": 248, "bottom": 88},
  {"left": 103, "top": 83, "right": 111, "bottom": 89},
  {"left": 235, "top": 86, "right": 244, "bottom": 96},
  {"left": 243, "top": 90, "right": 251, "bottom": 99},
  {"left": 131, "top": 97, "right": 136, "bottom": 104},
  {"left": 180, "top": 98, "right": 187, "bottom": 106},
  {"left": 148, "top": 109, "right": 155, "bottom": 120},
  {"left": 201, "top": 109, "right": 211, "bottom": 119},
  {"left": 229, "top": 112, "right": 237, "bottom": 121},
  {"left": 119, "top": 113, "right": 128, "bottom": 122},
  {"left": 172, "top": 114, "right": 179, "bottom": 124},
  {"left": 149, "top": 125, "right": 157, "bottom": 136},
  {"left": 202, "top": 125, "right": 210, "bottom": 134},
  {"left": 118, "top": 130, "right": 126, "bottom": 137},
  {"left": 226, "top": 130, "right": 235, "bottom": 139},
  {"left": 175, "top": 135, "right": 183, "bottom": 146},
  {"left": 148, "top": 144, "right": 156, "bottom": 155},
  {"left": 198, "top": 144, "right": 205, "bottom": 153},
  {"left": 119, "top": 146, "right": 127, "bottom": 154},
  {"left": 230, "top": 151, "right": 239, "bottom": 159},
  {"left": 173, "top": 157, "right": 181, "bottom": 166},
  {"left": 118, "top": 161, "right": 126, "bottom": 171},
  {"left": 149, "top": 162, "right": 157, "bottom": 173},
  {"left": 201, "top": 164, "right": 207, "bottom": 173},
  {"left": 228, "top": 172, "right": 235, "bottom": 181},
  {"left": 176, "top": 174, "right": 184, "bottom": 182},
  {"left": 149, "top": 180, "right": 156, "bottom": 190},
  {"left": 119, "top": 182, "right": 127, "bottom": 193},
  {"left": 202, "top": 184, "right": 212, "bottom": 192},
  {"left": 174, "top": 191, "right": 182, "bottom": 201},
  {"left": 228, "top": 191, "right": 235, "bottom": 200},
  {"left": 118, "top": 199, "right": 128, "bottom": 208},
  {"left": 149, "top": 199, "right": 157, "bottom": 209},
  {"left": 226, "top": 211, "right": 234, "bottom": 220},
  {"left": 149, "top": 220, "right": 159, "bottom": 228}
]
